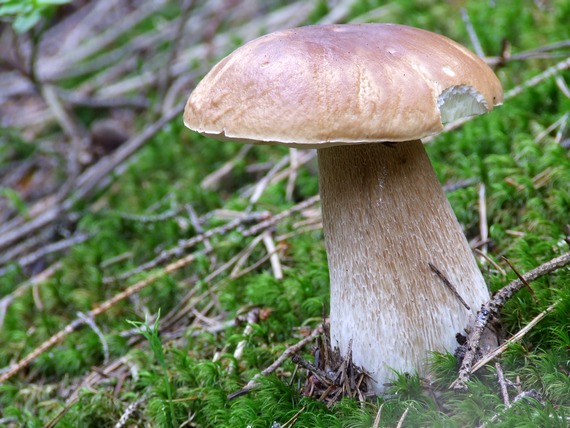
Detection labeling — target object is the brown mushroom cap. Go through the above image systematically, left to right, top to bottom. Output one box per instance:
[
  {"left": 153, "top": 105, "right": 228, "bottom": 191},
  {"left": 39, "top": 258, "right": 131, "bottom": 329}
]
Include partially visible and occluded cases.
[{"left": 184, "top": 23, "right": 503, "bottom": 148}]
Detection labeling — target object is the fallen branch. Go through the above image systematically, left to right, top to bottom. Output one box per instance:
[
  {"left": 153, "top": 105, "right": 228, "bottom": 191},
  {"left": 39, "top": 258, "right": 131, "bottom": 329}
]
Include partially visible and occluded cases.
[
  {"left": 450, "top": 251, "right": 570, "bottom": 390},
  {"left": 471, "top": 300, "right": 560, "bottom": 373}
]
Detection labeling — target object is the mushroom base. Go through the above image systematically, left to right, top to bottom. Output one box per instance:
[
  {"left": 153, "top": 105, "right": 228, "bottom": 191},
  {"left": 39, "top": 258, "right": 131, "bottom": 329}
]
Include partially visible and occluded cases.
[{"left": 318, "top": 140, "right": 491, "bottom": 394}]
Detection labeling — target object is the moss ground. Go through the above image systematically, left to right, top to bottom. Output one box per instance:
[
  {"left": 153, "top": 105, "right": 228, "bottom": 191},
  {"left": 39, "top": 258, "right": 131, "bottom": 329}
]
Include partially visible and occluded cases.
[{"left": 0, "top": 0, "right": 569, "bottom": 426}]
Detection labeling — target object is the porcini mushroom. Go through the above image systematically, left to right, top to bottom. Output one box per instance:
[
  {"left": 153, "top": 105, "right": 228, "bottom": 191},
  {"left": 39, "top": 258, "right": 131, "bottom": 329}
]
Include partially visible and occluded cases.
[{"left": 183, "top": 23, "right": 503, "bottom": 394}]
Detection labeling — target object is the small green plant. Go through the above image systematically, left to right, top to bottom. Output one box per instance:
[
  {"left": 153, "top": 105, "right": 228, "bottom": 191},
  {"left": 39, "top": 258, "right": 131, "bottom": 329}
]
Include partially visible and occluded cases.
[
  {"left": 0, "top": 0, "right": 71, "bottom": 33},
  {"left": 0, "top": 187, "right": 28, "bottom": 217},
  {"left": 127, "top": 311, "right": 177, "bottom": 428}
]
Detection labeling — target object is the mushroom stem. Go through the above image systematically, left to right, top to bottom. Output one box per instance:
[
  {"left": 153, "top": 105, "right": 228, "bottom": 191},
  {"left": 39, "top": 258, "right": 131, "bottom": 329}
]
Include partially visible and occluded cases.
[{"left": 318, "top": 140, "right": 490, "bottom": 394}]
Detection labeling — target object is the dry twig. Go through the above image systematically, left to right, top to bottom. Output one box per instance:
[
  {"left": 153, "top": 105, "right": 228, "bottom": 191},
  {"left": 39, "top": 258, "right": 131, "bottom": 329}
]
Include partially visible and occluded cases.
[
  {"left": 227, "top": 324, "right": 324, "bottom": 399},
  {"left": 495, "top": 362, "right": 510, "bottom": 407}
]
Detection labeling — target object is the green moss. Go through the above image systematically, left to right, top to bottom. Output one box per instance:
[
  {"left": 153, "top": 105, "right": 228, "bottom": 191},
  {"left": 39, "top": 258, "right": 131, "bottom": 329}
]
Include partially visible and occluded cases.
[{"left": 1, "top": 0, "right": 570, "bottom": 426}]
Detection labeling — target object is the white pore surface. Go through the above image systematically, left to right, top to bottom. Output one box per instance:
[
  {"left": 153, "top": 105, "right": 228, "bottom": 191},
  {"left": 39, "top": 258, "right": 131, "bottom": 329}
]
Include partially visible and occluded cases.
[{"left": 437, "top": 85, "right": 489, "bottom": 123}]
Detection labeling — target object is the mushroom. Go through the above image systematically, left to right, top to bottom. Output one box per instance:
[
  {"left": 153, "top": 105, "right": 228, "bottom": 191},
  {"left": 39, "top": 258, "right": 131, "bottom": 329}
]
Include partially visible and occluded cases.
[{"left": 183, "top": 23, "right": 503, "bottom": 394}]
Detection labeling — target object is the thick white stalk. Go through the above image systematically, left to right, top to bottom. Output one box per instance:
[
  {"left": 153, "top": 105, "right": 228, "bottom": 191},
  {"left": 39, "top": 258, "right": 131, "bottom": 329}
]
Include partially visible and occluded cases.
[{"left": 318, "top": 140, "right": 490, "bottom": 394}]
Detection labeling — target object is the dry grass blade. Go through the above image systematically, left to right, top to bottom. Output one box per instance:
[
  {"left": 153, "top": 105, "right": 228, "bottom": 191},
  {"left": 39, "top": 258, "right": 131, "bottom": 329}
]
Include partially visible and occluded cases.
[
  {"left": 44, "top": 2, "right": 167, "bottom": 75},
  {"left": 478, "top": 183, "right": 488, "bottom": 257},
  {"left": 0, "top": 232, "right": 91, "bottom": 276},
  {"left": 372, "top": 403, "right": 385, "bottom": 428}
]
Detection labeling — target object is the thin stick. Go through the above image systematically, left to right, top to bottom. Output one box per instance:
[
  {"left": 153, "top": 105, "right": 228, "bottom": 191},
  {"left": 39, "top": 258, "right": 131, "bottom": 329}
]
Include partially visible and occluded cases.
[
  {"left": 158, "top": 0, "right": 195, "bottom": 115},
  {"left": 54, "top": 2, "right": 166, "bottom": 69},
  {"left": 504, "top": 56, "right": 570, "bottom": 99},
  {"left": 555, "top": 76, "right": 570, "bottom": 98},
  {"left": 40, "top": 84, "right": 89, "bottom": 178},
  {"left": 74, "top": 101, "right": 185, "bottom": 201},
  {"left": 0, "top": 102, "right": 185, "bottom": 255},
  {"left": 534, "top": 112, "right": 569, "bottom": 143},
  {"left": 201, "top": 145, "right": 251, "bottom": 190},
  {"left": 286, "top": 148, "right": 299, "bottom": 201},
  {"left": 249, "top": 155, "right": 290, "bottom": 205},
  {"left": 243, "top": 195, "right": 320, "bottom": 237},
  {"left": 186, "top": 204, "right": 214, "bottom": 261},
  {"left": 104, "top": 213, "right": 264, "bottom": 284},
  {"left": 276, "top": 222, "right": 323, "bottom": 242},
  {"left": 0, "top": 232, "right": 91, "bottom": 276},
  {"left": 228, "top": 234, "right": 266, "bottom": 279},
  {"left": 232, "top": 249, "right": 273, "bottom": 279},
  {"left": 474, "top": 249, "right": 506, "bottom": 276},
  {"left": 489, "top": 252, "right": 570, "bottom": 310},
  {"left": 501, "top": 257, "right": 538, "bottom": 302},
  {"left": 0, "top": 261, "right": 61, "bottom": 329},
  {"left": 76, "top": 312, "right": 109, "bottom": 365},
  {"left": 227, "top": 324, "right": 324, "bottom": 399},
  {"left": 259, "top": 325, "right": 323, "bottom": 377},
  {"left": 292, "top": 354, "right": 336, "bottom": 386},
  {"left": 495, "top": 362, "right": 510, "bottom": 407},
  {"left": 114, "top": 393, "right": 149, "bottom": 428},
  {"left": 281, "top": 406, "right": 306, "bottom": 428}
]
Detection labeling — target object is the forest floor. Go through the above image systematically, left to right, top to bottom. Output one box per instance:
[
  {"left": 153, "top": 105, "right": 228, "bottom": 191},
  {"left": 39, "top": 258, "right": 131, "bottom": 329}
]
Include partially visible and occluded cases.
[{"left": 0, "top": 0, "right": 569, "bottom": 426}]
